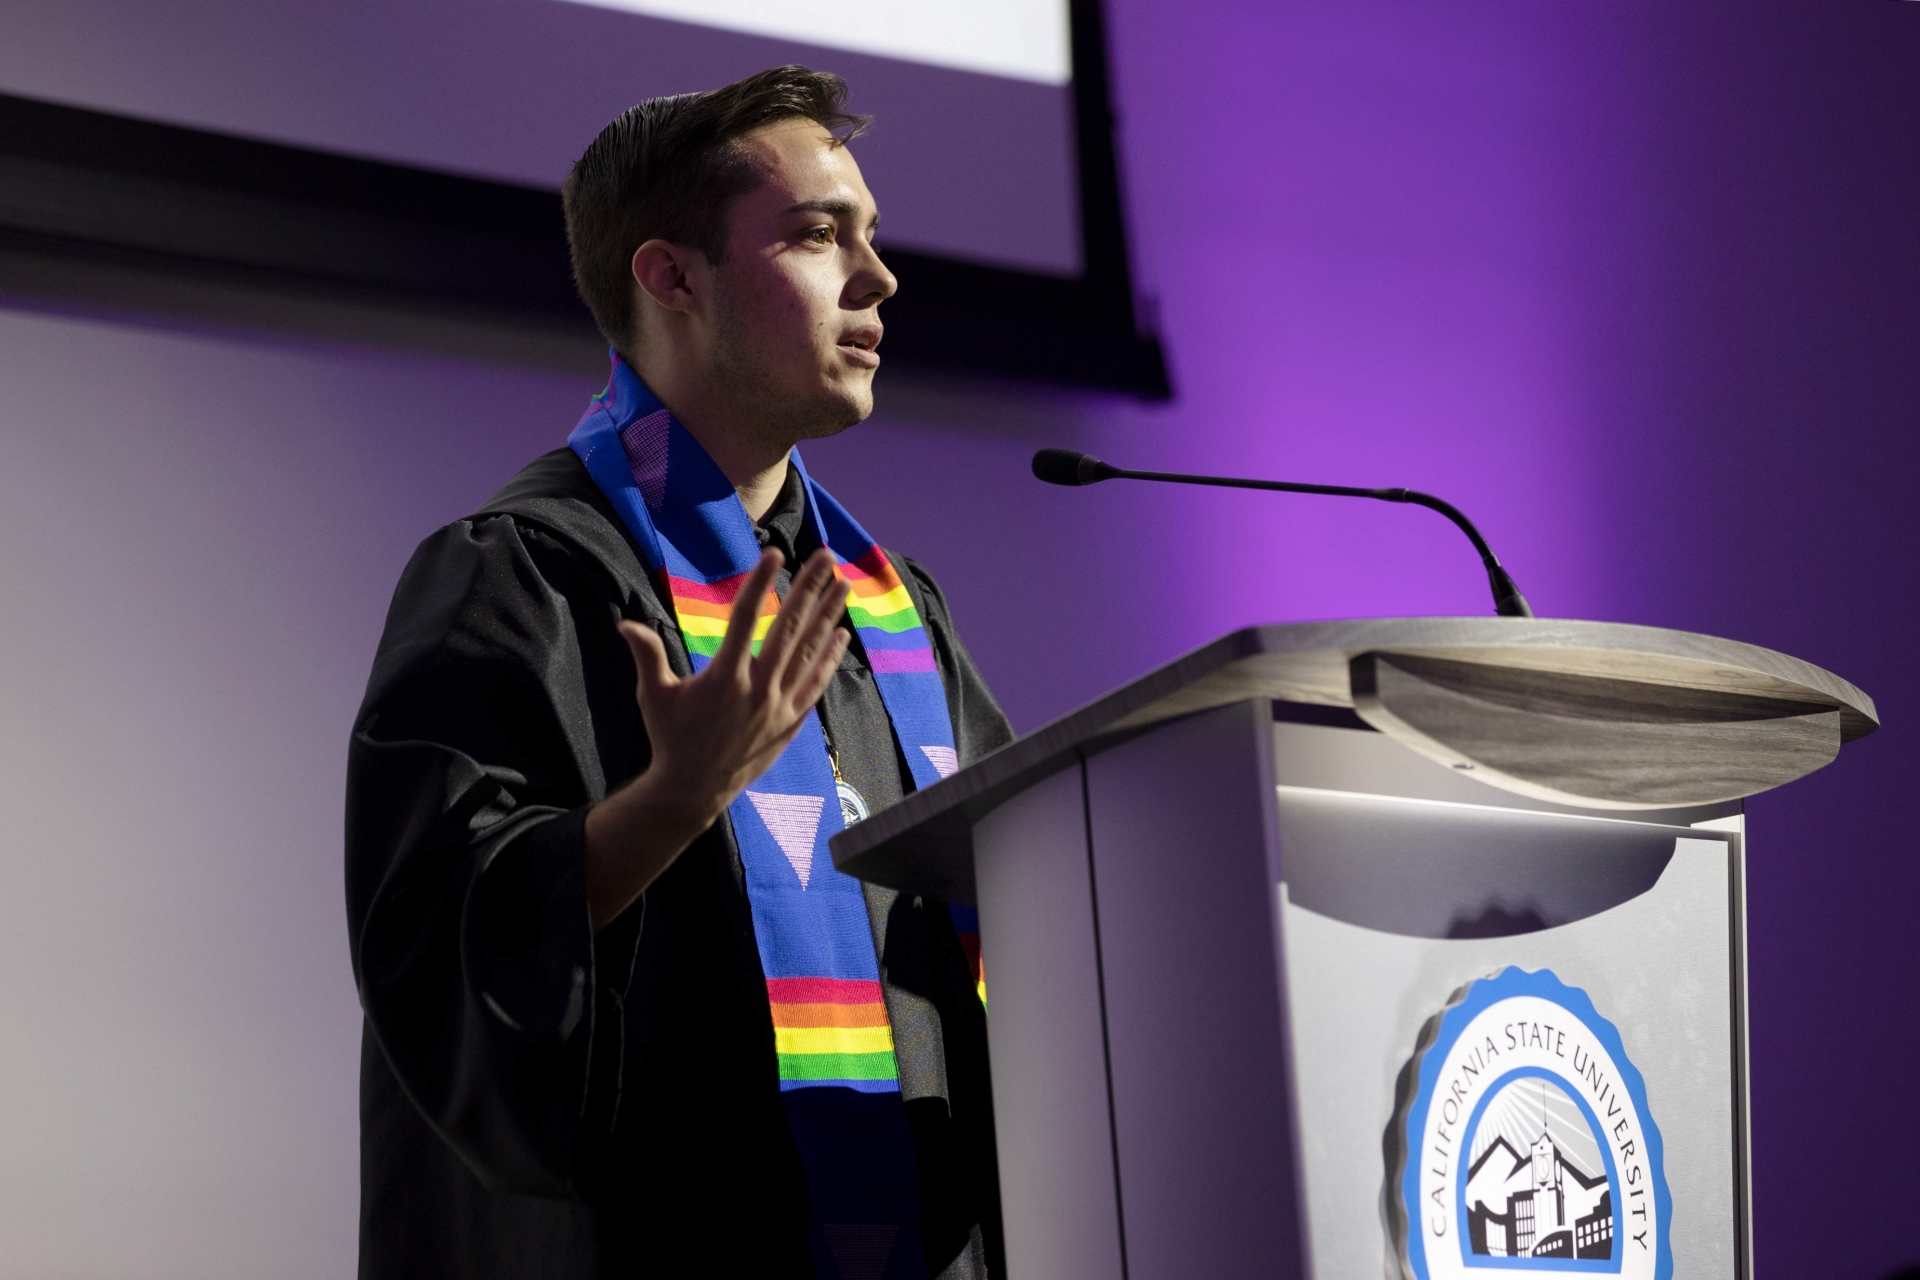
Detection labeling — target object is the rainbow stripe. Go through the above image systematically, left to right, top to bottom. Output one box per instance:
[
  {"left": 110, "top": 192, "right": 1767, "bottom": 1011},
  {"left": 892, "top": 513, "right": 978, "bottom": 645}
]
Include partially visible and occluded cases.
[
  {"left": 662, "top": 545, "right": 935, "bottom": 671},
  {"left": 840, "top": 546, "right": 937, "bottom": 673},
  {"left": 841, "top": 547, "right": 918, "bottom": 631},
  {"left": 663, "top": 570, "right": 776, "bottom": 660},
  {"left": 768, "top": 977, "right": 900, "bottom": 1092}
]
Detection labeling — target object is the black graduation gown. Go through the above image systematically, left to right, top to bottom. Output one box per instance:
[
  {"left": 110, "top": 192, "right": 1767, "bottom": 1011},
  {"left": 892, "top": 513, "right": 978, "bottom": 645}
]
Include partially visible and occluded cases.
[{"left": 345, "top": 447, "right": 1013, "bottom": 1278}]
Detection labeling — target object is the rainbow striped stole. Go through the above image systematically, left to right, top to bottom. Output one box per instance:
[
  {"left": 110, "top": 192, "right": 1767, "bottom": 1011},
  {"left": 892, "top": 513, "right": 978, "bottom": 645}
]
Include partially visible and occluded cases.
[{"left": 567, "top": 357, "right": 961, "bottom": 1102}]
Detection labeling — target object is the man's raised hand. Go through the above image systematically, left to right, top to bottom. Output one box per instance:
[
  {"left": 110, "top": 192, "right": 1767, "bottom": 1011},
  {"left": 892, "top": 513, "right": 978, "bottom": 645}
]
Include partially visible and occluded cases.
[
  {"left": 620, "top": 545, "right": 850, "bottom": 809},
  {"left": 584, "top": 547, "right": 851, "bottom": 928}
]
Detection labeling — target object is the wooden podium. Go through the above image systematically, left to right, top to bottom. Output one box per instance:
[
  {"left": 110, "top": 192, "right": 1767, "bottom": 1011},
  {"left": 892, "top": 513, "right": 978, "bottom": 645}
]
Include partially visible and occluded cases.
[{"left": 830, "top": 619, "right": 1877, "bottom": 1280}]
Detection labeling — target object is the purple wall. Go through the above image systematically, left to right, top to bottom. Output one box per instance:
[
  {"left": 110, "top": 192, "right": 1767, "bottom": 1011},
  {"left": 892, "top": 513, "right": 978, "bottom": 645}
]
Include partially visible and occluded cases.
[
  {"left": 0, "top": 0, "right": 1912, "bottom": 1275},
  {"left": 1091, "top": 8, "right": 1919, "bottom": 1275}
]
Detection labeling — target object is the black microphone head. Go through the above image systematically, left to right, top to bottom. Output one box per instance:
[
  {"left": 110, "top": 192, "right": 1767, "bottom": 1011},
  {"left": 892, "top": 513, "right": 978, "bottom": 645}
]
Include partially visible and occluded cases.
[
  {"left": 1031, "top": 448, "right": 1089, "bottom": 485},
  {"left": 1032, "top": 448, "right": 1114, "bottom": 486}
]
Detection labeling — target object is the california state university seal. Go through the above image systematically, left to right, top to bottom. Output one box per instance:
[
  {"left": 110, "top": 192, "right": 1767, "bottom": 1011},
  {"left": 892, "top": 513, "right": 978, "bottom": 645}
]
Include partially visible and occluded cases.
[{"left": 1386, "top": 968, "right": 1672, "bottom": 1278}]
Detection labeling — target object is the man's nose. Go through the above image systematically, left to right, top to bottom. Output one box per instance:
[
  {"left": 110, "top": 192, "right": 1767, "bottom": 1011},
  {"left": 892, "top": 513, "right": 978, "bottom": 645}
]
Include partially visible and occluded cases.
[{"left": 854, "top": 243, "right": 897, "bottom": 305}]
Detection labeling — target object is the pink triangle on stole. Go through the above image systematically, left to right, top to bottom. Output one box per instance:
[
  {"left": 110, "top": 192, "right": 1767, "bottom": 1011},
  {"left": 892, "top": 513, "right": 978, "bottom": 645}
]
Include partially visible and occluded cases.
[
  {"left": 618, "top": 408, "right": 671, "bottom": 513},
  {"left": 920, "top": 745, "right": 959, "bottom": 779},
  {"left": 745, "top": 790, "right": 825, "bottom": 888}
]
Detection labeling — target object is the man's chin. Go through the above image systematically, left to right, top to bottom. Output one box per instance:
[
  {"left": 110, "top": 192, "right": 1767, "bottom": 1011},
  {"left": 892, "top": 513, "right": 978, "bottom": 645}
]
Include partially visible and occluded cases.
[{"left": 795, "top": 376, "right": 873, "bottom": 439}]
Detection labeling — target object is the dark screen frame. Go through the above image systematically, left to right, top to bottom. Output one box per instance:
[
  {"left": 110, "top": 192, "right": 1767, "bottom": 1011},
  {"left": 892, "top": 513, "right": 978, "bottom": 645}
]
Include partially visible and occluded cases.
[{"left": 0, "top": 0, "right": 1168, "bottom": 397}]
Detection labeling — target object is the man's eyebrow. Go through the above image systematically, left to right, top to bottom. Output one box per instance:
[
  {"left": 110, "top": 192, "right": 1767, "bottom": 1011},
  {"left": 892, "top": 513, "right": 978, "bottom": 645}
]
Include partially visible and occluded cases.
[{"left": 785, "top": 197, "right": 881, "bottom": 230}]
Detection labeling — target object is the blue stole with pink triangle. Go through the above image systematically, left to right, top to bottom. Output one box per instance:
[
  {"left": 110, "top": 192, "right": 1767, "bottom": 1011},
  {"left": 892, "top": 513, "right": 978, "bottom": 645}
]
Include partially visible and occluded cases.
[{"left": 570, "top": 356, "right": 958, "bottom": 1278}]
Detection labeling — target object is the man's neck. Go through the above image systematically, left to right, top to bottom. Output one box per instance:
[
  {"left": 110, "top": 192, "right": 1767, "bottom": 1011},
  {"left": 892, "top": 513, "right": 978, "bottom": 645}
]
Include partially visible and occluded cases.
[{"left": 732, "top": 456, "right": 793, "bottom": 525}]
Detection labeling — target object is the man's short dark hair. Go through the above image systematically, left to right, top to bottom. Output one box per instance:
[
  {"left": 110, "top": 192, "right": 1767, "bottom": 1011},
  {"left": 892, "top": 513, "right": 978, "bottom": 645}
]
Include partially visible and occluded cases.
[{"left": 562, "top": 65, "right": 870, "bottom": 352}]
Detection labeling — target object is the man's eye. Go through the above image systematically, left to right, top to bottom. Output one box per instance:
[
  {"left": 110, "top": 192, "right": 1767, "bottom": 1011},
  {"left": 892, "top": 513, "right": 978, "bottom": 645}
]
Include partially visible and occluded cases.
[{"left": 806, "top": 226, "right": 834, "bottom": 245}]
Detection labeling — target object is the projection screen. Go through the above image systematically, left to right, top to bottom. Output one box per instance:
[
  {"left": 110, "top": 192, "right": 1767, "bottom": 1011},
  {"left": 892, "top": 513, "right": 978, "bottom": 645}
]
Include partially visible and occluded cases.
[{"left": 0, "top": 0, "right": 1082, "bottom": 277}]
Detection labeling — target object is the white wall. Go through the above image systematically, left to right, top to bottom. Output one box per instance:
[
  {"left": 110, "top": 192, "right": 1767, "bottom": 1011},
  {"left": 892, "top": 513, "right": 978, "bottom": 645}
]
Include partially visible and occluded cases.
[{"left": 0, "top": 300, "right": 593, "bottom": 1278}]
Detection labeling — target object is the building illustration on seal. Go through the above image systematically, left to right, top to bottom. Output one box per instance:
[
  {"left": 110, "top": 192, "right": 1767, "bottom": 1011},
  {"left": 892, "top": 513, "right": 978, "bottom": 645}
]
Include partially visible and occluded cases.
[{"left": 1462, "top": 1074, "right": 1614, "bottom": 1260}]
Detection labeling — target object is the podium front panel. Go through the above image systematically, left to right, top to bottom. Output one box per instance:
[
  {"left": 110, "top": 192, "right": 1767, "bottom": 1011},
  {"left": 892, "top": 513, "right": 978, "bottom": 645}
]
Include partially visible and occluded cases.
[
  {"left": 963, "top": 701, "right": 1752, "bottom": 1279},
  {"left": 1273, "top": 719, "right": 1747, "bottom": 1279}
]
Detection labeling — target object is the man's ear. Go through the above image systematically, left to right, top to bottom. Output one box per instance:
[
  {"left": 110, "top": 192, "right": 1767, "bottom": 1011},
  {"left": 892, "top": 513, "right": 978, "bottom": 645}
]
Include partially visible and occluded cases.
[{"left": 631, "top": 239, "right": 703, "bottom": 317}]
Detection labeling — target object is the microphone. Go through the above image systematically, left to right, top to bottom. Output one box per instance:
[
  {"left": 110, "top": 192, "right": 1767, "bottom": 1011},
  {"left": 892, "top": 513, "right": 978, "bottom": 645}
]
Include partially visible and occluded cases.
[{"left": 1031, "top": 447, "right": 1533, "bottom": 618}]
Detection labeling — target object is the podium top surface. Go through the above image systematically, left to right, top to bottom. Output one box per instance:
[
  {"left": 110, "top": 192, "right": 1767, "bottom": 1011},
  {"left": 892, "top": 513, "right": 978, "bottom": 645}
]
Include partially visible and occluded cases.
[{"left": 829, "top": 617, "right": 1877, "bottom": 901}]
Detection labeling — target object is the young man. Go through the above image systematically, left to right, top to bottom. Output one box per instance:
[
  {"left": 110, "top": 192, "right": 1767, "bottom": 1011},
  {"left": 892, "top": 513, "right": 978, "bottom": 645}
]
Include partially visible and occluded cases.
[{"left": 346, "top": 67, "right": 1011, "bottom": 1279}]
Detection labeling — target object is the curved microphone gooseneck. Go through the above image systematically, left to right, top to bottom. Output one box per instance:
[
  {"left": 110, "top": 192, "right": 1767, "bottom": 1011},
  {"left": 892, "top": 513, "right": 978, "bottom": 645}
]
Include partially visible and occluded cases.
[{"left": 1030, "top": 447, "right": 1534, "bottom": 618}]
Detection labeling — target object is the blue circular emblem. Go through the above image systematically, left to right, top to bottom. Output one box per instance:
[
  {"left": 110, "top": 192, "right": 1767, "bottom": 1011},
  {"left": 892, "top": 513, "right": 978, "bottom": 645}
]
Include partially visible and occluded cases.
[
  {"left": 835, "top": 778, "right": 870, "bottom": 828},
  {"left": 1388, "top": 968, "right": 1672, "bottom": 1279}
]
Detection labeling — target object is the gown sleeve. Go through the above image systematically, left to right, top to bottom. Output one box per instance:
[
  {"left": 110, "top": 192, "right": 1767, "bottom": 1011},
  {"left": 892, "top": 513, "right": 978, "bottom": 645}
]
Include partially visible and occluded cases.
[{"left": 345, "top": 513, "right": 618, "bottom": 1197}]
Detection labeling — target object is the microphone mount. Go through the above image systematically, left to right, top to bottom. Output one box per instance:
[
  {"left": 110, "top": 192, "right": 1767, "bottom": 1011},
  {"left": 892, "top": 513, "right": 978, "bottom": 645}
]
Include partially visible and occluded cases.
[{"left": 1030, "top": 447, "right": 1533, "bottom": 618}]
